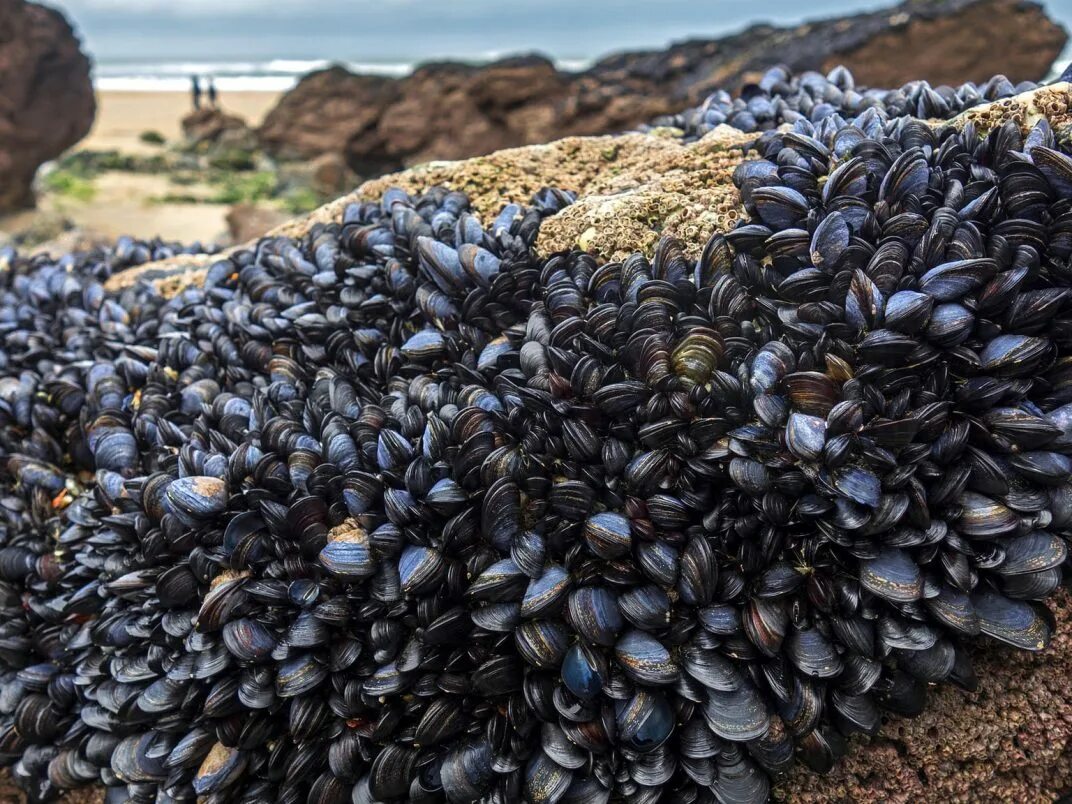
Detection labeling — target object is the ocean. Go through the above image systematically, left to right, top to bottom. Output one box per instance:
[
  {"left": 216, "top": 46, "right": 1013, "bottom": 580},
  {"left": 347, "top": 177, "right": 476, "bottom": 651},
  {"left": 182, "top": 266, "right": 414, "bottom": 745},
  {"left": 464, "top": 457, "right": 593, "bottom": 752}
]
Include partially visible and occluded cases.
[
  {"left": 92, "top": 50, "right": 1072, "bottom": 94},
  {"left": 92, "top": 57, "right": 595, "bottom": 93}
]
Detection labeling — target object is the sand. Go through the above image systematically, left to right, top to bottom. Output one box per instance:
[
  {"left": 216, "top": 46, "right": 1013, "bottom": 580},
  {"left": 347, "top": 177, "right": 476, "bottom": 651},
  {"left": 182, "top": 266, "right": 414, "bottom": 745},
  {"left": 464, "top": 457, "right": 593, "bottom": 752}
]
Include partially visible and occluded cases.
[
  {"left": 0, "top": 90, "right": 285, "bottom": 246},
  {"left": 82, "top": 90, "right": 281, "bottom": 154}
]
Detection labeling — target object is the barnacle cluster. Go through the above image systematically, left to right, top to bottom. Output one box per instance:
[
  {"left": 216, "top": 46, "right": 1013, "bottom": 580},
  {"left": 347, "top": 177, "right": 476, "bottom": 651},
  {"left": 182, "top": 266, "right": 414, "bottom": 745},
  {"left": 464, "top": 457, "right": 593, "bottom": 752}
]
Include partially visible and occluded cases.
[{"left": 0, "top": 67, "right": 1069, "bottom": 804}]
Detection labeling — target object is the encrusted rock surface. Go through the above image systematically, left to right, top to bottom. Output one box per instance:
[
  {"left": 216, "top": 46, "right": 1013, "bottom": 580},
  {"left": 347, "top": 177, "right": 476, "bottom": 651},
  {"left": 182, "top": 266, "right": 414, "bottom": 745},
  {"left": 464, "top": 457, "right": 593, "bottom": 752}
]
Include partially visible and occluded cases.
[
  {"left": 0, "top": 0, "right": 95, "bottom": 211},
  {"left": 256, "top": 0, "right": 1065, "bottom": 175},
  {"left": 88, "top": 79, "right": 1072, "bottom": 804},
  {"left": 955, "top": 81, "right": 1072, "bottom": 132},
  {"left": 310, "top": 125, "right": 755, "bottom": 260},
  {"left": 780, "top": 590, "right": 1072, "bottom": 803}
]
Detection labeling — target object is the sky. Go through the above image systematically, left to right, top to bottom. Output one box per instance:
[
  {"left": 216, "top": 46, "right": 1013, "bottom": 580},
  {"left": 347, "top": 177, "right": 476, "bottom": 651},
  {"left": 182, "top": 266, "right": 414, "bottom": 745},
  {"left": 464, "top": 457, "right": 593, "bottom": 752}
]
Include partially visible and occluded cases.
[
  {"left": 44, "top": 0, "right": 1072, "bottom": 70},
  {"left": 54, "top": 0, "right": 1050, "bottom": 65}
]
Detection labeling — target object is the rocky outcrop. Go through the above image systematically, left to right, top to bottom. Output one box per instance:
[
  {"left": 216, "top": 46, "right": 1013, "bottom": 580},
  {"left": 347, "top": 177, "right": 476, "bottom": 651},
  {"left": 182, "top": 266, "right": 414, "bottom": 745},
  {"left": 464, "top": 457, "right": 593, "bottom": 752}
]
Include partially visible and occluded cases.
[
  {"left": 0, "top": 0, "right": 95, "bottom": 211},
  {"left": 257, "top": 0, "right": 1065, "bottom": 177},
  {"left": 587, "top": 0, "right": 1066, "bottom": 102},
  {"left": 256, "top": 68, "right": 402, "bottom": 170},
  {"left": 104, "top": 82, "right": 1072, "bottom": 801},
  {"left": 181, "top": 108, "right": 252, "bottom": 149}
]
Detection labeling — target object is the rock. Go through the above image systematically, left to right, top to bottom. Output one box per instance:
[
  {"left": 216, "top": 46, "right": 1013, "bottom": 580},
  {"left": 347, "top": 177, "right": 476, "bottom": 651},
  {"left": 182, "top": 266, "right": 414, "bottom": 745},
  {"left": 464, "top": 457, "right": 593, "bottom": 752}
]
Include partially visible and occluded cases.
[
  {"left": 0, "top": 0, "right": 94, "bottom": 211},
  {"left": 257, "top": 0, "right": 1065, "bottom": 175},
  {"left": 589, "top": 0, "right": 1066, "bottom": 100},
  {"left": 257, "top": 66, "right": 401, "bottom": 170},
  {"left": 106, "top": 82, "right": 1072, "bottom": 800},
  {"left": 103, "top": 84, "right": 1072, "bottom": 801},
  {"left": 181, "top": 108, "right": 254, "bottom": 150},
  {"left": 356, "top": 127, "right": 753, "bottom": 261},
  {"left": 310, "top": 152, "right": 354, "bottom": 196},
  {"left": 224, "top": 203, "right": 291, "bottom": 244},
  {"left": 28, "top": 226, "right": 109, "bottom": 257},
  {"left": 778, "top": 589, "right": 1072, "bottom": 802}
]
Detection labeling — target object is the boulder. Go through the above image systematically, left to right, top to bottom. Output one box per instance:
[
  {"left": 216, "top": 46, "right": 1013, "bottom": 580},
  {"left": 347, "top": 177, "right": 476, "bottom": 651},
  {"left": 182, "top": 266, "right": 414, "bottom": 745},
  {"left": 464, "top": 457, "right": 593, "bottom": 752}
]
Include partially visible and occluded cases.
[
  {"left": 0, "top": 0, "right": 94, "bottom": 211},
  {"left": 256, "top": 0, "right": 1065, "bottom": 177},
  {"left": 588, "top": 0, "right": 1067, "bottom": 101},
  {"left": 256, "top": 67, "right": 401, "bottom": 171},
  {"left": 105, "top": 85, "right": 1072, "bottom": 802},
  {"left": 180, "top": 108, "right": 254, "bottom": 150},
  {"left": 309, "top": 152, "right": 354, "bottom": 196}
]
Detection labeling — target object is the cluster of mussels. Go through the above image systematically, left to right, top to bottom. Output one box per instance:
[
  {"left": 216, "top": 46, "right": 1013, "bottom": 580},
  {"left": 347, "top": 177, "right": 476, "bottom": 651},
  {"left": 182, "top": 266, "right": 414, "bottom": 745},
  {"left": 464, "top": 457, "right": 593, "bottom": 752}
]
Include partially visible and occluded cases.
[
  {"left": 651, "top": 64, "right": 1039, "bottom": 139},
  {"left": 0, "top": 78, "right": 1070, "bottom": 804}
]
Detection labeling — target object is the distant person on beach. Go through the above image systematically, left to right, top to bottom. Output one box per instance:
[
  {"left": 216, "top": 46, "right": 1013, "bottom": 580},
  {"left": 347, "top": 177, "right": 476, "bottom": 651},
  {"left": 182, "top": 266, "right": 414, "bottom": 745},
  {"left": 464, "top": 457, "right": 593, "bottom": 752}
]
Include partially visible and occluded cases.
[
  {"left": 191, "top": 75, "right": 201, "bottom": 110},
  {"left": 207, "top": 78, "right": 218, "bottom": 109}
]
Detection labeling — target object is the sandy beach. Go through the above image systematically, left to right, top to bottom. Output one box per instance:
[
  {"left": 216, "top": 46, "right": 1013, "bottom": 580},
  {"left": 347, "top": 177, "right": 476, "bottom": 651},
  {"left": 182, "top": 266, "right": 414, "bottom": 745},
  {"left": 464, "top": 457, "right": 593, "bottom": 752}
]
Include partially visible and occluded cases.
[
  {"left": 0, "top": 90, "right": 286, "bottom": 248},
  {"left": 82, "top": 90, "right": 282, "bottom": 154}
]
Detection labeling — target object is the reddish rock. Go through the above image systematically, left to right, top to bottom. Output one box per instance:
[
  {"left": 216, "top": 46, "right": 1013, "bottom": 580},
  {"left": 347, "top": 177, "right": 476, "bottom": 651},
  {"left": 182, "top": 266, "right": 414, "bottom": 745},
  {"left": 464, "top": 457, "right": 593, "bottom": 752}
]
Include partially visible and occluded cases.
[
  {"left": 0, "top": 0, "right": 94, "bottom": 211},
  {"left": 257, "top": 0, "right": 1065, "bottom": 177},
  {"left": 590, "top": 0, "right": 1066, "bottom": 101},
  {"left": 257, "top": 66, "right": 400, "bottom": 171},
  {"left": 180, "top": 108, "right": 252, "bottom": 148},
  {"left": 309, "top": 152, "right": 353, "bottom": 196},
  {"left": 779, "top": 590, "right": 1072, "bottom": 802}
]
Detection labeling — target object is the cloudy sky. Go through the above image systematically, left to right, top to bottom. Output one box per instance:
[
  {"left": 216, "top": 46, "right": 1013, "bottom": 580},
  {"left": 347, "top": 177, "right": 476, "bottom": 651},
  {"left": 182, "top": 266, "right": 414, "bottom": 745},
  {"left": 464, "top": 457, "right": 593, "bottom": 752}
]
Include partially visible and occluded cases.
[{"left": 50, "top": 0, "right": 923, "bottom": 64}]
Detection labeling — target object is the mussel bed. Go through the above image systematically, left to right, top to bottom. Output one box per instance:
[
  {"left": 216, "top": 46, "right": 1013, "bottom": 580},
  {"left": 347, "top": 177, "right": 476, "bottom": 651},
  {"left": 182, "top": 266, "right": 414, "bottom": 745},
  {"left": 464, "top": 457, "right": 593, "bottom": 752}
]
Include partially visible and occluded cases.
[{"left": 0, "top": 66, "right": 1070, "bottom": 804}]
